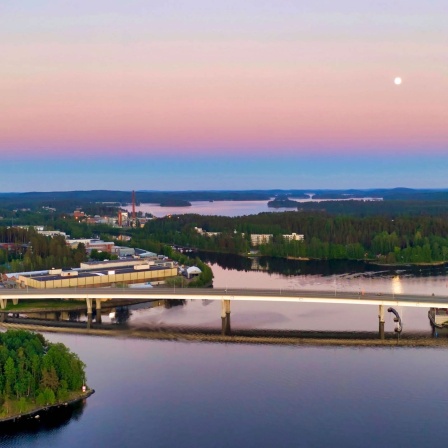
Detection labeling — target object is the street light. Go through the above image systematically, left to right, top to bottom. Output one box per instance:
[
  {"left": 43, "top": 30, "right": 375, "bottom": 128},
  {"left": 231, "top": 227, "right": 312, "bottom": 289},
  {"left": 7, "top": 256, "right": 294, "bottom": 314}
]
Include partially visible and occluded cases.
[{"left": 388, "top": 307, "right": 403, "bottom": 338}]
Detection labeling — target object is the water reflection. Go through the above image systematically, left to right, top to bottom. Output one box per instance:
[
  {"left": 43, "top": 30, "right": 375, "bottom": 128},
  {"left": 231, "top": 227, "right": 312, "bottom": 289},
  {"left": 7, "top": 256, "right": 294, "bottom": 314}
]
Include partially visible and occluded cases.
[
  {"left": 130, "top": 200, "right": 290, "bottom": 217},
  {"left": 195, "top": 250, "right": 448, "bottom": 279},
  {"left": 2, "top": 256, "right": 447, "bottom": 339},
  {"left": 392, "top": 275, "right": 403, "bottom": 295},
  {"left": 164, "top": 299, "right": 186, "bottom": 309},
  {"left": 6, "top": 300, "right": 170, "bottom": 327},
  {"left": 114, "top": 306, "right": 131, "bottom": 324},
  {"left": 221, "top": 314, "right": 231, "bottom": 336},
  {"left": 432, "top": 326, "right": 448, "bottom": 338},
  {"left": 0, "top": 400, "right": 86, "bottom": 441}
]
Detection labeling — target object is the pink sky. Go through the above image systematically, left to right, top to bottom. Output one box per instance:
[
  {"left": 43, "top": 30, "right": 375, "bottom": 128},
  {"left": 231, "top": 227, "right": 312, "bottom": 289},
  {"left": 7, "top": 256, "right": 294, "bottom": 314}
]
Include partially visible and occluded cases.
[{"left": 1, "top": 2, "right": 447, "bottom": 158}]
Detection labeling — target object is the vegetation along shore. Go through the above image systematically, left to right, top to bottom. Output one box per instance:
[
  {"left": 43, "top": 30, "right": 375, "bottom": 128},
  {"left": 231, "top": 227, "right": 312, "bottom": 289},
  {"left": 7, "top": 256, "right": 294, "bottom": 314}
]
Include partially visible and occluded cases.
[{"left": 0, "top": 330, "right": 91, "bottom": 422}]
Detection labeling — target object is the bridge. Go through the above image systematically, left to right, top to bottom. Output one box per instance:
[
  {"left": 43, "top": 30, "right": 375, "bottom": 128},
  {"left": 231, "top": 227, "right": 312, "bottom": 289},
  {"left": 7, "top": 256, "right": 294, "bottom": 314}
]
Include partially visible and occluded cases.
[{"left": 1, "top": 287, "right": 447, "bottom": 339}]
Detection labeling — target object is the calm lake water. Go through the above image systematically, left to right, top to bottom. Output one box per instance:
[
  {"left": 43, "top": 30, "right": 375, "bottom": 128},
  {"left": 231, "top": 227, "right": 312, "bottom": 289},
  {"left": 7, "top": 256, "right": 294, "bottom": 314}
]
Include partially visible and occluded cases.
[
  {"left": 128, "top": 197, "right": 380, "bottom": 217},
  {"left": 130, "top": 200, "right": 286, "bottom": 217},
  {"left": 2, "top": 257, "right": 448, "bottom": 447}
]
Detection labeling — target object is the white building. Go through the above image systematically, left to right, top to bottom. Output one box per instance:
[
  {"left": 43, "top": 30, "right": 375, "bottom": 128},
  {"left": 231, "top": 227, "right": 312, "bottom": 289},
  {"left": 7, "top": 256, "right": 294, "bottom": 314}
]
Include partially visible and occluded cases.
[
  {"left": 194, "top": 227, "right": 221, "bottom": 237},
  {"left": 38, "top": 230, "right": 68, "bottom": 239},
  {"left": 283, "top": 233, "right": 304, "bottom": 242},
  {"left": 250, "top": 234, "right": 273, "bottom": 246},
  {"left": 186, "top": 266, "right": 202, "bottom": 279}
]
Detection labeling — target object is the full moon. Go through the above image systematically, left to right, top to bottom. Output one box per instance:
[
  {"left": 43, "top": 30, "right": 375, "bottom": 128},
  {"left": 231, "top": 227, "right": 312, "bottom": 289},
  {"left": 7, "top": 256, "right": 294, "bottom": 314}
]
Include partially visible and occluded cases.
[{"left": 394, "top": 77, "right": 402, "bottom": 85}]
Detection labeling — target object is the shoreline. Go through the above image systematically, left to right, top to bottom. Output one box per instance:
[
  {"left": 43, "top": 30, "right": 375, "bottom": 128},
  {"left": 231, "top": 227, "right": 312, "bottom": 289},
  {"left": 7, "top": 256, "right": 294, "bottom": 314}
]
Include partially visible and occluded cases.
[
  {"left": 209, "top": 250, "right": 447, "bottom": 267},
  {"left": 367, "top": 261, "right": 446, "bottom": 267},
  {"left": 1, "top": 322, "right": 447, "bottom": 348},
  {"left": 0, "top": 389, "right": 95, "bottom": 425}
]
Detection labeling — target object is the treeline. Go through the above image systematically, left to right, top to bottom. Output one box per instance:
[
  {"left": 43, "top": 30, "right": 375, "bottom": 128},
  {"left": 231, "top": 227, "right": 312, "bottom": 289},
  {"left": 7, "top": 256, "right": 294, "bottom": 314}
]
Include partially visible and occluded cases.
[
  {"left": 0, "top": 190, "right": 272, "bottom": 212},
  {"left": 295, "top": 200, "right": 448, "bottom": 216},
  {"left": 138, "top": 212, "right": 448, "bottom": 263},
  {"left": 0, "top": 228, "right": 86, "bottom": 273},
  {"left": 0, "top": 330, "right": 86, "bottom": 417}
]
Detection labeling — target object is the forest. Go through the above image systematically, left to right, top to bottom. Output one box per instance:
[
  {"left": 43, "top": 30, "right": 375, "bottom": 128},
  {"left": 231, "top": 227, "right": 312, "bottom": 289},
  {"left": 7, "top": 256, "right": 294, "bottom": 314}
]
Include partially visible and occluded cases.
[
  {"left": 3, "top": 203, "right": 448, "bottom": 273},
  {"left": 138, "top": 212, "right": 448, "bottom": 264},
  {"left": 0, "top": 227, "right": 87, "bottom": 273},
  {"left": 0, "top": 330, "right": 87, "bottom": 418}
]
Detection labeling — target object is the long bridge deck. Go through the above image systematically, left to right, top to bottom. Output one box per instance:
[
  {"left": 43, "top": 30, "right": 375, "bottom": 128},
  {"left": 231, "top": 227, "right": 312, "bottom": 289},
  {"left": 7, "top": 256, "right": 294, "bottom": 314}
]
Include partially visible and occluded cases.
[
  {"left": 0, "top": 287, "right": 447, "bottom": 308},
  {"left": 1, "top": 287, "right": 446, "bottom": 339}
]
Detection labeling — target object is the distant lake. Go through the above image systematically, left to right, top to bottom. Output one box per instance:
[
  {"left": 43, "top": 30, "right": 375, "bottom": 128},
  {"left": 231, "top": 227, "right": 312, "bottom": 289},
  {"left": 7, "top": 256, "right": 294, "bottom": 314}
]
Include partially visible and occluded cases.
[
  {"left": 127, "top": 197, "right": 381, "bottom": 217},
  {"left": 129, "top": 200, "right": 283, "bottom": 217}
]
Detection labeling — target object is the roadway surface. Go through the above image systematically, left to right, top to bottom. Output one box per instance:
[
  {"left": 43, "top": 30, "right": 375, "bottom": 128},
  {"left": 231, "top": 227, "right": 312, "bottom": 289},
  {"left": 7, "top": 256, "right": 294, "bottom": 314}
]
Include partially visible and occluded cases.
[{"left": 1, "top": 288, "right": 448, "bottom": 308}]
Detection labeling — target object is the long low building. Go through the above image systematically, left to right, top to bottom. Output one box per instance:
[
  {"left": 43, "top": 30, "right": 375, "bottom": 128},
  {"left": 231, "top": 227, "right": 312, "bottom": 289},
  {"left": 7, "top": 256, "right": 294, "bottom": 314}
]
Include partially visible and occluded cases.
[{"left": 19, "top": 264, "right": 177, "bottom": 289}]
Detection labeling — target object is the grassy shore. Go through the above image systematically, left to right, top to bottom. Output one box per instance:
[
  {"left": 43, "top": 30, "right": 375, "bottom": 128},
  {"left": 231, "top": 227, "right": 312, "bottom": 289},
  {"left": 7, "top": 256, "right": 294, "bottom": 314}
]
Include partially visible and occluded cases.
[
  {"left": 1, "top": 299, "right": 87, "bottom": 312},
  {"left": 0, "top": 389, "right": 94, "bottom": 423}
]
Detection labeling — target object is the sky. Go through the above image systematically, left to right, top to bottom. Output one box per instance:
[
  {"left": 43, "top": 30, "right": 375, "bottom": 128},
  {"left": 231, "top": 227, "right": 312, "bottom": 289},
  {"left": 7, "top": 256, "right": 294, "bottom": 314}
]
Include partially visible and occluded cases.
[{"left": 1, "top": 0, "right": 447, "bottom": 191}]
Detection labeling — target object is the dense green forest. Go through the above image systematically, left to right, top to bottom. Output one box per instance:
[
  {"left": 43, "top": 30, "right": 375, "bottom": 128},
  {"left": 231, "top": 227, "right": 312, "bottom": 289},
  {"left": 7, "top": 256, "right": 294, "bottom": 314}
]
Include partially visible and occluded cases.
[
  {"left": 4, "top": 199, "right": 448, "bottom": 272},
  {"left": 138, "top": 212, "right": 448, "bottom": 264},
  {"left": 0, "top": 227, "right": 87, "bottom": 273},
  {"left": 0, "top": 330, "right": 87, "bottom": 418}
]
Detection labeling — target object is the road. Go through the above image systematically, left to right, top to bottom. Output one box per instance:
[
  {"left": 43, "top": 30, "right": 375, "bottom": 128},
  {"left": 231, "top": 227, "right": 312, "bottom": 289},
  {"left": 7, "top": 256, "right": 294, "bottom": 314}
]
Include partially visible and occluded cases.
[{"left": 0, "top": 287, "right": 447, "bottom": 308}]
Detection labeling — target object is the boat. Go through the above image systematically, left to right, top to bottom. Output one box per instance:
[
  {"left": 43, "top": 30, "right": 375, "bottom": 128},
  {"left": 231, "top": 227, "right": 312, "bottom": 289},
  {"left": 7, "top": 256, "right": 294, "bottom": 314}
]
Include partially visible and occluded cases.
[
  {"left": 128, "top": 282, "right": 153, "bottom": 289},
  {"left": 428, "top": 308, "right": 448, "bottom": 328}
]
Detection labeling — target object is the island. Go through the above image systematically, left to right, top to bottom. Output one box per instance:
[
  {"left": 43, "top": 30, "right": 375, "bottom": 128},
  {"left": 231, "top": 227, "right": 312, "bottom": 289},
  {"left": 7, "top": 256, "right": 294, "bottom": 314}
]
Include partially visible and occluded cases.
[
  {"left": 267, "top": 196, "right": 300, "bottom": 208},
  {"left": 159, "top": 199, "right": 192, "bottom": 207},
  {"left": 0, "top": 330, "right": 92, "bottom": 423}
]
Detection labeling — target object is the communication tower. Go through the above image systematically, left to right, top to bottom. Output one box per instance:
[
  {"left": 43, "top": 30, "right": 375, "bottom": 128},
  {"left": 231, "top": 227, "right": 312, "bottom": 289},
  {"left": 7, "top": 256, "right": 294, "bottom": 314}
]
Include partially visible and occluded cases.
[{"left": 132, "top": 190, "right": 136, "bottom": 220}]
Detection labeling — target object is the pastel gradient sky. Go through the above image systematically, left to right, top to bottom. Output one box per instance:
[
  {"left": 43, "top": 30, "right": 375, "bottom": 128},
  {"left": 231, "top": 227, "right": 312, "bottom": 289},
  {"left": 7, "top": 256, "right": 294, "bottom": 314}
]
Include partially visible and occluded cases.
[{"left": 1, "top": 1, "right": 447, "bottom": 191}]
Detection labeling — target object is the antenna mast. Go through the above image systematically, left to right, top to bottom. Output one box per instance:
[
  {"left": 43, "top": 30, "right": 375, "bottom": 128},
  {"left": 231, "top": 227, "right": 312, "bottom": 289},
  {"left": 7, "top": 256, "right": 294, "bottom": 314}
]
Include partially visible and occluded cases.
[{"left": 132, "top": 190, "right": 136, "bottom": 220}]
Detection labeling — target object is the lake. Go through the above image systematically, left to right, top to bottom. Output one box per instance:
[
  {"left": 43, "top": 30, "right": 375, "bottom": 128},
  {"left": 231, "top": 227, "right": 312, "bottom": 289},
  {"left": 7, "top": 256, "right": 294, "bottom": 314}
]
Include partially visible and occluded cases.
[
  {"left": 127, "top": 197, "right": 380, "bottom": 217},
  {"left": 128, "top": 200, "right": 287, "bottom": 217},
  {"left": 1, "top": 257, "right": 448, "bottom": 447}
]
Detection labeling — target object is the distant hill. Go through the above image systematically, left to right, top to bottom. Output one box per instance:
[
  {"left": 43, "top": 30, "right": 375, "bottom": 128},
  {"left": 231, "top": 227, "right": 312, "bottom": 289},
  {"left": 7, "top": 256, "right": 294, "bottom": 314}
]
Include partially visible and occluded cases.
[{"left": 1, "top": 189, "right": 448, "bottom": 214}]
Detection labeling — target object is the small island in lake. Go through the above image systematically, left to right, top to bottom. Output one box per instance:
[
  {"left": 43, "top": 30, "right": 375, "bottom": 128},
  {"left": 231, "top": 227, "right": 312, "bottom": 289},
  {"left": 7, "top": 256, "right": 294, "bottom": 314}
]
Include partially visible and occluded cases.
[
  {"left": 267, "top": 196, "right": 300, "bottom": 208},
  {"left": 159, "top": 199, "right": 192, "bottom": 207},
  {"left": 0, "top": 330, "right": 91, "bottom": 423}
]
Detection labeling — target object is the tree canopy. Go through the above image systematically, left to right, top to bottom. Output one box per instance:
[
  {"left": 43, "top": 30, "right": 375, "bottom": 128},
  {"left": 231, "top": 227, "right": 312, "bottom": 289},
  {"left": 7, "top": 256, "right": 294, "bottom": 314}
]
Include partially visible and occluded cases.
[{"left": 0, "top": 330, "right": 86, "bottom": 417}]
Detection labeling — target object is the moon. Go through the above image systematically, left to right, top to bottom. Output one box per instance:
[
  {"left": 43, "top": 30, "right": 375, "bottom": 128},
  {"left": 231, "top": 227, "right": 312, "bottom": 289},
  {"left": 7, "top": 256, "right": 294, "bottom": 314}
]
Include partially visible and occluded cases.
[{"left": 394, "top": 77, "right": 402, "bottom": 85}]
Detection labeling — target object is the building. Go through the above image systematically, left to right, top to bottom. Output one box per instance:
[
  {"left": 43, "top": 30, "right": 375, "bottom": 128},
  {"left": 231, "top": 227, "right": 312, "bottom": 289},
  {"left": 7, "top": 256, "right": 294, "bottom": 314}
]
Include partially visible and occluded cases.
[
  {"left": 73, "top": 210, "right": 85, "bottom": 220},
  {"left": 194, "top": 227, "right": 221, "bottom": 237},
  {"left": 37, "top": 230, "right": 68, "bottom": 239},
  {"left": 249, "top": 233, "right": 304, "bottom": 246},
  {"left": 283, "top": 233, "right": 305, "bottom": 242},
  {"left": 250, "top": 234, "right": 273, "bottom": 246},
  {"left": 66, "top": 239, "right": 115, "bottom": 253},
  {"left": 113, "top": 246, "right": 136, "bottom": 257},
  {"left": 134, "top": 248, "right": 158, "bottom": 258},
  {"left": 80, "top": 257, "right": 175, "bottom": 270},
  {"left": 18, "top": 263, "right": 177, "bottom": 289},
  {"left": 178, "top": 265, "right": 202, "bottom": 279},
  {"left": 185, "top": 266, "right": 202, "bottom": 279}
]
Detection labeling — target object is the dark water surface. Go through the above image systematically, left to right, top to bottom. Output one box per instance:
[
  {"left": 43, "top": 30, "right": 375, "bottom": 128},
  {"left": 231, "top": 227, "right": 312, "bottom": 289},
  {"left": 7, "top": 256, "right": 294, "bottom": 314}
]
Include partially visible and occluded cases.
[
  {"left": 2, "top": 257, "right": 448, "bottom": 447},
  {"left": 2, "top": 335, "right": 448, "bottom": 448}
]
